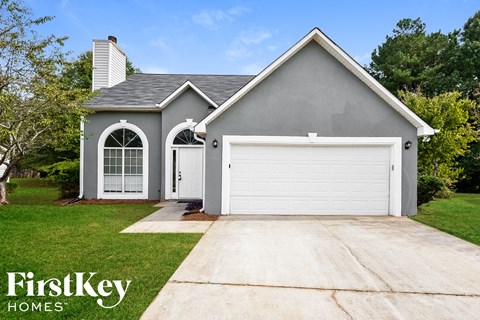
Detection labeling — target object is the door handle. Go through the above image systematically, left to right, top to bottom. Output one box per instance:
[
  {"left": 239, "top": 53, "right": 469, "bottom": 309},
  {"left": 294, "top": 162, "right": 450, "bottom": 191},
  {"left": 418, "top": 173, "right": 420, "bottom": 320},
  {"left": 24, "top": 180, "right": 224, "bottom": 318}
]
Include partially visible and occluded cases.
[{"left": 178, "top": 171, "right": 182, "bottom": 181}]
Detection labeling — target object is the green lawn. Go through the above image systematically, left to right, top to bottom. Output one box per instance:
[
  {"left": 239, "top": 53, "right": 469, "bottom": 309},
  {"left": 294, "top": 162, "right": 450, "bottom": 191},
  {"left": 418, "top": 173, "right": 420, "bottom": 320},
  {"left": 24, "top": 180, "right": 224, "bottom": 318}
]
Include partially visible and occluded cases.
[
  {"left": 8, "top": 178, "right": 60, "bottom": 205},
  {"left": 0, "top": 179, "right": 202, "bottom": 319},
  {"left": 412, "top": 193, "right": 480, "bottom": 245}
]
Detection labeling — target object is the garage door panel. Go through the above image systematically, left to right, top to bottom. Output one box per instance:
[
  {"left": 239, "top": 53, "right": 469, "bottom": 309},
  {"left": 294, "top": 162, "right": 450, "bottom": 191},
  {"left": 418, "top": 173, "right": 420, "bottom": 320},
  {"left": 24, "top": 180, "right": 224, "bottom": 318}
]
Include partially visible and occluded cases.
[{"left": 229, "top": 144, "right": 391, "bottom": 215}]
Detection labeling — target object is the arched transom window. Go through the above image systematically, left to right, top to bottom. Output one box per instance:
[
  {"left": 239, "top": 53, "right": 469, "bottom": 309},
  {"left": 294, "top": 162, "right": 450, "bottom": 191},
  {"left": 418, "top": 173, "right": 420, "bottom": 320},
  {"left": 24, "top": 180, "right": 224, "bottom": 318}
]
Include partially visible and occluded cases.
[
  {"left": 104, "top": 128, "right": 143, "bottom": 193},
  {"left": 173, "top": 129, "right": 202, "bottom": 145}
]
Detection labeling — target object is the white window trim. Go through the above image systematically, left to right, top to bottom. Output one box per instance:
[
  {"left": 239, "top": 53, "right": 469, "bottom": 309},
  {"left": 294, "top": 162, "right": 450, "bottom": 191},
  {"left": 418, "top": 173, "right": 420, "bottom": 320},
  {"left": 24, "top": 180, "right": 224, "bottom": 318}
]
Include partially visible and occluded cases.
[
  {"left": 97, "top": 121, "right": 149, "bottom": 199},
  {"left": 165, "top": 121, "right": 205, "bottom": 200},
  {"left": 221, "top": 135, "right": 402, "bottom": 216}
]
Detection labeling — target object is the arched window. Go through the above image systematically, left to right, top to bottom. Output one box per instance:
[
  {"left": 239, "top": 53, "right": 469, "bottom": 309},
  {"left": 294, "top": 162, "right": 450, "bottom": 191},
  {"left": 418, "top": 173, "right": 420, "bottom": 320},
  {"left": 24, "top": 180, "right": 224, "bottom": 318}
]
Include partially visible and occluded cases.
[
  {"left": 104, "top": 128, "right": 144, "bottom": 194},
  {"left": 173, "top": 129, "right": 202, "bottom": 145}
]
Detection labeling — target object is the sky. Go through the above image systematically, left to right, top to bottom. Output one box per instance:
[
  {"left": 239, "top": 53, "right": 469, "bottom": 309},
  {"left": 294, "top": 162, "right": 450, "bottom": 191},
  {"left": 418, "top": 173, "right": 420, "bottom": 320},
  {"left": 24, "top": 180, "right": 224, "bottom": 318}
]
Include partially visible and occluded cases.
[{"left": 27, "top": 0, "right": 479, "bottom": 75}]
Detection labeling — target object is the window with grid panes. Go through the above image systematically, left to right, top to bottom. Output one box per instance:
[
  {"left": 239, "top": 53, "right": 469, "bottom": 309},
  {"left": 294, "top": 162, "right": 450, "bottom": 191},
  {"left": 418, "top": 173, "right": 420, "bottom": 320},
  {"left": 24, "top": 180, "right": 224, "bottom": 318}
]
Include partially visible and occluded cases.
[{"left": 104, "top": 128, "right": 143, "bottom": 193}]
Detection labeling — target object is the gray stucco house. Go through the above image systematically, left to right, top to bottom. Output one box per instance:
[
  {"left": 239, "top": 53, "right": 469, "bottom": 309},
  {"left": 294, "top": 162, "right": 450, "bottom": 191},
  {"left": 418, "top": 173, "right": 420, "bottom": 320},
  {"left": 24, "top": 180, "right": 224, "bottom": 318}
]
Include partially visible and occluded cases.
[{"left": 81, "top": 28, "right": 434, "bottom": 216}]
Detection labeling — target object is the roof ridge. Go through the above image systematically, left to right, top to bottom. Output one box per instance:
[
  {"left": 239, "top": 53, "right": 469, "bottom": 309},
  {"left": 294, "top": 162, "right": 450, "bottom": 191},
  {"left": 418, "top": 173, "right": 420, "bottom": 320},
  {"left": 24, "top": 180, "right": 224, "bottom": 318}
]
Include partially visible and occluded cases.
[{"left": 133, "top": 73, "right": 254, "bottom": 77}]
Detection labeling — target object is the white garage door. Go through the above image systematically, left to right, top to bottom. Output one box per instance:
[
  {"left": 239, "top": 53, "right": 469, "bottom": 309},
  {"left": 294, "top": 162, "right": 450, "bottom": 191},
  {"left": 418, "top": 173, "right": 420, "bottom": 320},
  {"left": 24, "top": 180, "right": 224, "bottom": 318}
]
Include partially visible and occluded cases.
[{"left": 229, "top": 144, "right": 391, "bottom": 215}]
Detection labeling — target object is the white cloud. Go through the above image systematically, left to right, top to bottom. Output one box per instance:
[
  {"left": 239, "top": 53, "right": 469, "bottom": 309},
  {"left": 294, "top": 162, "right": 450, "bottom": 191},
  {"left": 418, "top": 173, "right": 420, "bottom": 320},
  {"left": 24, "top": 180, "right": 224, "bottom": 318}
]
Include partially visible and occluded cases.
[
  {"left": 192, "top": 6, "right": 248, "bottom": 29},
  {"left": 227, "top": 6, "right": 249, "bottom": 16},
  {"left": 192, "top": 9, "right": 231, "bottom": 29},
  {"left": 225, "top": 28, "right": 274, "bottom": 60},
  {"left": 238, "top": 29, "right": 272, "bottom": 45},
  {"left": 149, "top": 38, "right": 170, "bottom": 50},
  {"left": 267, "top": 45, "right": 278, "bottom": 51},
  {"left": 225, "top": 46, "right": 251, "bottom": 59},
  {"left": 353, "top": 52, "right": 371, "bottom": 64},
  {"left": 241, "top": 63, "right": 263, "bottom": 75}
]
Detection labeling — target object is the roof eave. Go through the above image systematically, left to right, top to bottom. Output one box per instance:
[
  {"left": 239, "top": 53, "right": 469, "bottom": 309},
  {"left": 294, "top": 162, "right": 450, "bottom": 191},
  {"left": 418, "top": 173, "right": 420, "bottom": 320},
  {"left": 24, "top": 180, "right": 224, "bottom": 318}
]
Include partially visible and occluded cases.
[
  {"left": 84, "top": 104, "right": 161, "bottom": 112},
  {"left": 417, "top": 126, "right": 436, "bottom": 137}
]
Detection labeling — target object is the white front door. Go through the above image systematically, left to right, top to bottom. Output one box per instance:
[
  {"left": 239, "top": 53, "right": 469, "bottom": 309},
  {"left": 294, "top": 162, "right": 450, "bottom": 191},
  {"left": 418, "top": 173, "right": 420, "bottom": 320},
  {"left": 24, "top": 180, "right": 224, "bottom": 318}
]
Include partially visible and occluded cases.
[{"left": 178, "top": 148, "right": 203, "bottom": 199}]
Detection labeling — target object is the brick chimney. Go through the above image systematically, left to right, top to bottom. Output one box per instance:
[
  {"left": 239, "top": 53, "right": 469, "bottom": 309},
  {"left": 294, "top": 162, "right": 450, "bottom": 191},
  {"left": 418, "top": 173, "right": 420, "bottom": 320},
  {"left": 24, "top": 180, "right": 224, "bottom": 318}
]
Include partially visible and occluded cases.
[{"left": 92, "top": 35, "right": 126, "bottom": 91}]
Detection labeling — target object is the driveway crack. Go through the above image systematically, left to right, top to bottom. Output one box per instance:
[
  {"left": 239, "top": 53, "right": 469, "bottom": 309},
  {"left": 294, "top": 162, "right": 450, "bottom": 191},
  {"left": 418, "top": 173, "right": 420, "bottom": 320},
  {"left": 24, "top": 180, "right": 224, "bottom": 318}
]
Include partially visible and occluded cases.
[
  {"left": 319, "top": 220, "right": 395, "bottom": 293},
  {"left": 169, "top": 280, "right": 480, "bottom": 297},
  {"left": 332, "top": 290, "right": 353, "bottom": 320}
]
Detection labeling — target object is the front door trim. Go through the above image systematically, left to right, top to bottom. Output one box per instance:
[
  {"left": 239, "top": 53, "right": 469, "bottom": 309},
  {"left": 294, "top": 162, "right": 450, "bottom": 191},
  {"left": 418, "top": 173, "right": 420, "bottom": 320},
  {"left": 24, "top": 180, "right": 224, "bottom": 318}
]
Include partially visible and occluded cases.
[{"left": 165, "top": 121, "right": 204, "bottom": 200}]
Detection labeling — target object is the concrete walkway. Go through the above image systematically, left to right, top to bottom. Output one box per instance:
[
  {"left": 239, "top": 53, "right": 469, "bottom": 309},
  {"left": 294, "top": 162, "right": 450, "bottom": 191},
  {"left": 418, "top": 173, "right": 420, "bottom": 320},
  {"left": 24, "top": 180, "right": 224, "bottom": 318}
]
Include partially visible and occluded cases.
[
  {"left": 121, "top": 202, "right": 213, "bottom": 233},
  {"left": 141, "top": 216, "right": 480, "bottom": 320}
]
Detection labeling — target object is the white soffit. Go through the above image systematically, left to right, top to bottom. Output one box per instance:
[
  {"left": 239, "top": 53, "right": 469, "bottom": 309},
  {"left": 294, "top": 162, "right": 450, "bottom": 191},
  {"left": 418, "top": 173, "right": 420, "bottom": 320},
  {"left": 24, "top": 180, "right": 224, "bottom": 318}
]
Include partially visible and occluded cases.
[{"left": 195, "top": 28, "right": 435, "bottom": 137}]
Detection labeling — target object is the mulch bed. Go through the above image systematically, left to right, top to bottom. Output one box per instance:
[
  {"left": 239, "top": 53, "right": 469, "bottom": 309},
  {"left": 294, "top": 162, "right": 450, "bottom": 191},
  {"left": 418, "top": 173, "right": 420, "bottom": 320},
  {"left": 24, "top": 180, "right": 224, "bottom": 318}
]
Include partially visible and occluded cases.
[
  {"left": 56, "top": 198, "right": 159, "bottom": 205},
  {"left": 182, "top": 212, "right": 218, "bottom": 221}
]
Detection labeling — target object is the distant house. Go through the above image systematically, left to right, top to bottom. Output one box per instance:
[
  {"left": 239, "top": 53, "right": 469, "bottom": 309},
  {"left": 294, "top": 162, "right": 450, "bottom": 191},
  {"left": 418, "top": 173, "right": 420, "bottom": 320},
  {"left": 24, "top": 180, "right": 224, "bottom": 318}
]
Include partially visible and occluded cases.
[{"left": 81, "top": 28, "right": 434, "bottom": 216}]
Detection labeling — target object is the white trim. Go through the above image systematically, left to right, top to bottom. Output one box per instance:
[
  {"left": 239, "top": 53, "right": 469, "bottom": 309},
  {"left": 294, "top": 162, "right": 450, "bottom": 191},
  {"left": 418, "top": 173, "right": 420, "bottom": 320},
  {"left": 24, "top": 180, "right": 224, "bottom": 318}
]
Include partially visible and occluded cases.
[
  {"left": 195, "top": 28, "right": 435, "bottom": 137},
  {"left": 91, "top": 41, "right": 96, "bottom": 92},
  {"left": 156, "top": 81, "right": 218, "bottom": 110},
  {"left": 85, "top": 104, "right": 160, "bottom": 112},
  {"left": 79, "top": 116, "right": 85, "bottom": 198},
  {"left": 97, "top": 121, "right": 149, "bottom": 199},
  {"left": 165, "top": 121, "right": 205, "bottom": 200},
  {"left": 193, "top": 133, "right": 206, "bottom": 211},
  {"left": 221, "top": 135, "right": 402, "bottom": 216}
]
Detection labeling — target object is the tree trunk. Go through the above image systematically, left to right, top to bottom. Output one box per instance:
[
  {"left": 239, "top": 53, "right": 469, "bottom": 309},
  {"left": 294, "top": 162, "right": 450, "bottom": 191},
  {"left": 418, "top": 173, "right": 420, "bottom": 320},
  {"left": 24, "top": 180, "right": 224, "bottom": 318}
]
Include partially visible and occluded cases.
[
  {"left": 433, "top": 161, "right": 439, "bottom": 177},
  {"left": 0, "top": 180, "right": 8, "bottom": 205}
]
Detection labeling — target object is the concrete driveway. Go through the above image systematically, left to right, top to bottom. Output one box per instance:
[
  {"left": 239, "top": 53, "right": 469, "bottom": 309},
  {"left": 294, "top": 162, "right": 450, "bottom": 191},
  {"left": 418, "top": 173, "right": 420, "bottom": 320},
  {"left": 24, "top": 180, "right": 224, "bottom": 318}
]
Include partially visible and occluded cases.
[{"left": 141, "top": 216, "right": 480, "bottom": 320}]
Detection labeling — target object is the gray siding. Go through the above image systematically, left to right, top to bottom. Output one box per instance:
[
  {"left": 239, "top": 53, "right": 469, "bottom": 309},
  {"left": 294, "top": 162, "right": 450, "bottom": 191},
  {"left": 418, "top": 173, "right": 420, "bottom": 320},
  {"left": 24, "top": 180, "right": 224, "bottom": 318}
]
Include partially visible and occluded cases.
[
  {"left": 204, "top": 41, "right": 418, "bottom": 215},
  {"left": 160, "top": 88, "right": 211, "bottom": 200},
  {"left": 83, "top": 112, "right": 162, "bottom": 200}
]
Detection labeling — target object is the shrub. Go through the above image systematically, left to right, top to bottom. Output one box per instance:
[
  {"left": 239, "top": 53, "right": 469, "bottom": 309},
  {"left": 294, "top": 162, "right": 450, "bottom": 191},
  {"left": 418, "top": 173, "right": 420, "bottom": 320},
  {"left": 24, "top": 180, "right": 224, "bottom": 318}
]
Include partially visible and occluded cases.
[
  {"left": 43, "top": 159, "right": 79, "bottom": 198},
  {"left": 417, "top": 175, "right": 446, "bottom": 206},
  {"left": 6, "top": 182, "right": 18, "bottom": 194}
]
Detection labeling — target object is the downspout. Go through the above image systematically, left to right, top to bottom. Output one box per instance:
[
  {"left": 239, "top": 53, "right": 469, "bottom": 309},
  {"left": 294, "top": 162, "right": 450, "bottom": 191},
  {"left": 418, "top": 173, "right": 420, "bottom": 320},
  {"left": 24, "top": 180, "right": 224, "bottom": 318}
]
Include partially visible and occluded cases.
[
  {"left": 67, "top": 116, "right": 85, "bottom": 205},
  {"left": 68, "top": 116, "right": 85, "bottom": 204},
  {"left": 78, "top": 116, "right": 85, "bottom": 199},
  {"left": 193, "top": 132, "right": 206, "bottom": 213}
]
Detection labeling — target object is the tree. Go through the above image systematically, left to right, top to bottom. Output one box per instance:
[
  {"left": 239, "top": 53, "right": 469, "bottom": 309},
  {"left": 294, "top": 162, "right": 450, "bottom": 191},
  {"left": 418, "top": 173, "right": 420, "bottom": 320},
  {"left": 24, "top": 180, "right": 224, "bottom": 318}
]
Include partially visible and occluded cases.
[
  {"left": 0, "top": 0, "right": 90, "bottom": 204},
  {"left": 456, "top": 11, "right": 480, "bottom": 100},
  {"left": 368, "top": 12, "right": 480, "bottom": 100},
  {"left": 369, "top": 12, "right": 480, "bottom": 191},
  {"left": 368, "top": 18, "right": 450, "bottom": 95},
  {"left": 20, "top": 47, "right": 141, "bottom": 173},
  {"left": 61, "top": 50, "right": 140, "bottom": 90},
  {"left": 399, "top": 91, "right": 477, "bottom": 181},
  {"left": 456, "top": 141, "right": 480, "bottom": 192}
]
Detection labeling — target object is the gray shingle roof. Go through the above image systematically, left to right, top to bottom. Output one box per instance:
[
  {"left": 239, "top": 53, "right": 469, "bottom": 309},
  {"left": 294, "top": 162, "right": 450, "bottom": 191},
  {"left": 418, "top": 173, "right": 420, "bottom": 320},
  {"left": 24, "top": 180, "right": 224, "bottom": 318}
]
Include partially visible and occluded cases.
[{"left": 86, "top": 73, "right": 254, "bottom": 108}]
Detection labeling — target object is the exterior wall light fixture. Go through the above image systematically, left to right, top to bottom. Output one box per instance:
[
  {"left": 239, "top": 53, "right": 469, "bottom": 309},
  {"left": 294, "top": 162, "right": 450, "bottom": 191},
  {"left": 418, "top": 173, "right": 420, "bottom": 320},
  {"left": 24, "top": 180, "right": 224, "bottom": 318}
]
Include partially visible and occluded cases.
[
  {"left": 213, "top": 139, "right": 218, "bottom": 148},
  {"left": 404, "top": 140, "right": 412, "bottom": 149}
]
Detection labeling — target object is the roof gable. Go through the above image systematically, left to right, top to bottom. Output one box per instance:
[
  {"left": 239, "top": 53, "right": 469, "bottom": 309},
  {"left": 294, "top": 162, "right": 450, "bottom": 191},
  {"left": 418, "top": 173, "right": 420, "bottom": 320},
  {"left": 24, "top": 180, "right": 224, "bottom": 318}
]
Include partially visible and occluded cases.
[
  {"left": 195, "top": 28, "right": 435, "bottom": 137},
  {"left": 155, "top": 80, "right": 218, "bottom": 110}
]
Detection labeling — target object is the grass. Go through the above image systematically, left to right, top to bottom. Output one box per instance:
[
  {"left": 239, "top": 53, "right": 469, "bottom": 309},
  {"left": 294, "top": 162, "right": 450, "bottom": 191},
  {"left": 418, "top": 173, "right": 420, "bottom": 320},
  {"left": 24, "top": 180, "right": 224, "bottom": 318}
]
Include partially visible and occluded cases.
[
  {"left": 0, "top": 178, "right": 202, "bottom": 319},
  {"left": 8, "top": 178, "right": 59, "bottom": 205},
  {"left": 412, "top": 193, "right": 480, "bottom": 245}
]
